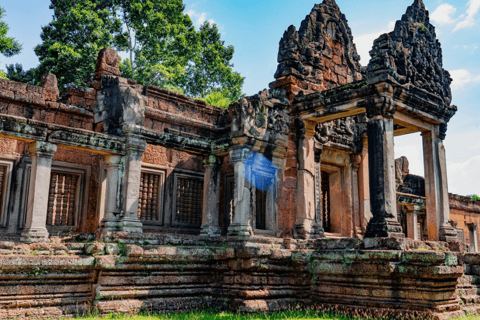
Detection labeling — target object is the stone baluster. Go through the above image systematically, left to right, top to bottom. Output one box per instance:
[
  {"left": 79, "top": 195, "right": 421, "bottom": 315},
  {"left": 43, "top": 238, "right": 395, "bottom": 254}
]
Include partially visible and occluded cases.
[
  {"left": 364, "top": 97, "right": 404, "bottom": 238},
  {"left": 422, "top": 125, "right": 457, "bottom": 241},
  {"left": 21, "top": 142, "right": 57, "bottom": 243},
  {"left": 228, "top": 148, "right": 254, "bottom": 237},
  {"left": 201, "top": 155, "right": 222, "bottom": 237},
  {"left": 405, "top": 204, "right": 420, "bottom": 240}
]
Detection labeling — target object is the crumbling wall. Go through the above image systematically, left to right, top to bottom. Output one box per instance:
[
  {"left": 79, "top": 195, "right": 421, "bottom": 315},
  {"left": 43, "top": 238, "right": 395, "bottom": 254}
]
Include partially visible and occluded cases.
[{"left": 450, "top": 194, "right": 480, "bottom": 250}]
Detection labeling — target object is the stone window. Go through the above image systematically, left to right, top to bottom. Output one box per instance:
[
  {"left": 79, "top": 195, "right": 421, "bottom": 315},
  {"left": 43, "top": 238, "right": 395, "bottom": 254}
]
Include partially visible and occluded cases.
[
  {"left": 0, "top": 160, "right": 13, "bottom": 228},
  {"left": 19, "top": 161, "right": 90, "bottom": 231},
  {"left": 137, "top": 168, "right": 165, "bottom": 224},
  {"left": 46, "top": 171, "right": 80, "bottom": 227},
  {"left": 173, "top": 173, "right": 204, "bottom": 228}
]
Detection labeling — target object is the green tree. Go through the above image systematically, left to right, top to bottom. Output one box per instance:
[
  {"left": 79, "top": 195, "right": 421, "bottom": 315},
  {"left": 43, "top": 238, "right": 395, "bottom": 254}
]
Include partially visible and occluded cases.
[
  {"left": 34, "top": 0, "right": 122, "bottom": 88},
  {"left": 115, "top": 0, "right": 196, "bottom": 87},
  {"left": 0, "top": 6, "right": 21, "bottom": 58},
  {"left": 178, "top": 22, "right": 244, "bottom": 101},
  {"left": 5, "top": 63, "right": 39, "bottom": 85},
  {"left": 203, "top": 91, "right": 232, "bottom": 109},
  {"left": 469, "top": 195, "right": 480, "bottom": 201}
]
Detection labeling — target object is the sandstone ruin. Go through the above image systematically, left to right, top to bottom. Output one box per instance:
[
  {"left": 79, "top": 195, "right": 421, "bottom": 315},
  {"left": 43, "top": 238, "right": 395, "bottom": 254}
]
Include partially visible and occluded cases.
[{"left": 0, "top": 0, "right": 480, "bottom": 319}]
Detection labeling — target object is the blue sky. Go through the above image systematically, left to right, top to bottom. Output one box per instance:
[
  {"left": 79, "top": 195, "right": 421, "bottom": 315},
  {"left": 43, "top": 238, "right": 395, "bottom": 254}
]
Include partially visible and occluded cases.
[{"left": 1, "top": 0, "right": 479, "bottom": 195}]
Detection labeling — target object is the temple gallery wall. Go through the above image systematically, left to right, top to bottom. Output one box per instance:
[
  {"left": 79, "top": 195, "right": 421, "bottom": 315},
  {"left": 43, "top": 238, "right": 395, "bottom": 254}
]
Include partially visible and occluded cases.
[{"left": 0, "top": 0, "right": 480, "bottom": 319}]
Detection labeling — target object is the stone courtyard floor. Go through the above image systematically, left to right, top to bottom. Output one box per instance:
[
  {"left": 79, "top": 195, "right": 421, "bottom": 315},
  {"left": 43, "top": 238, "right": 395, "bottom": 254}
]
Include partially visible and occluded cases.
[{"left": 55, "top": 311, "right": 479, "bottom": 320}]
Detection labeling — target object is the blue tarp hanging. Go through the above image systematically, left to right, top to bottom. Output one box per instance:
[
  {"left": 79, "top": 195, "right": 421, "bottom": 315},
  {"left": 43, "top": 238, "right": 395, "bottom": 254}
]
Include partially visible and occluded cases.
[{"left": 243, "top": 153, "right": 277, "bottom": 192}]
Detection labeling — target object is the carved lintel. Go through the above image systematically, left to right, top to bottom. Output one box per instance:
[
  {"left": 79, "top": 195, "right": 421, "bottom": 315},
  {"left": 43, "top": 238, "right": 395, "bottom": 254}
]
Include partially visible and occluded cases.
[
  {"left": 0, "top": 117, "right": 47, "bottom": 142},
  {"left": 48, "top": 130, "right": 125, "bottom": 154}
]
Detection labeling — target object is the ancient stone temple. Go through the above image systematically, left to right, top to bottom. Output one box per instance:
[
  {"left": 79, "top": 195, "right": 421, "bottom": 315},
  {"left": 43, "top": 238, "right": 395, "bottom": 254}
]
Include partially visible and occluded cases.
[{"left": 0, "top": 0, "right": 480, "bottom": 319}]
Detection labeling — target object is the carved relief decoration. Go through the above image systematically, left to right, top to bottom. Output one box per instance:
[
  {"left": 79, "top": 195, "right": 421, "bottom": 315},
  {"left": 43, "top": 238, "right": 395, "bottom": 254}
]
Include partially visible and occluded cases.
[
  {"left": 275, "top": 0, "right": 362, "bottom": 90},
  {"left": 367, "top": 0, "right": 453, "bottom": 107},
  {"left": 231, "top": 89, "right": 290, "bottom": 144},
  {"left": 314, "top": 114, "right": 366, "bottom": 153}
]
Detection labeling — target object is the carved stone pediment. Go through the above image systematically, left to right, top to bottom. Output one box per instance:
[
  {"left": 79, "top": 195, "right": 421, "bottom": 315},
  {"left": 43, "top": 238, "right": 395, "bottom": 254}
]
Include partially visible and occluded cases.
[
  {"left": 274, "top": 0, "right": 362, "bottom": 91},
  {"left": 367, "top": 0, "right": 452, "bottom": 107},
  {"left": 231, "top": 89, "right": 290, "bottom": 149}
]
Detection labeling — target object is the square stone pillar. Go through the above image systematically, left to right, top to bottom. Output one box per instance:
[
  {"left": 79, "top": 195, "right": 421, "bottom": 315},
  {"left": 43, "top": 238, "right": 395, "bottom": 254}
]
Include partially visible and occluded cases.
[
  {"left": 364, "top": 98, "right": 404, "bottom": 238},
  {"left": 295, "top": 120, "right": 322, "bottom": 239},
  {"left": 422, "top": 127, "right": 457, "bottom": 241},
  {"left": 118, "top": 135, "right": 146, "bottom": 233},
  {"left": 21, "top": 142, "right": 57, "bottom": 243},
  {"left": 228, "top": 148, "right": 254, "bottom": 237},
  {"left": 98, "top": 155, "right": 123, "bottom": 232},
  {"left": 201, "top": 155, "right": 222, "bottom": 237},
  {"left": 405, "top": 205, "right": 420, "bottom": 240},
  {"left": 467, "top": 223, "right": 478, "bottom": 252}
]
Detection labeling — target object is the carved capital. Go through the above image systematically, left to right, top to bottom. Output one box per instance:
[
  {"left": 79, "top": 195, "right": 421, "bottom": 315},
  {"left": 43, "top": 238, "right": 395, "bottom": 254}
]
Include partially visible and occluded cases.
[
  {"left": 366, "top": 96, "right": 396, "bottom": 119},
  {"left": 439, "top": 123, "right": 448, "bottom": 141},
  {"left": 125, "top": 134, "right": 147, "bottom": 155},
  {"left": 28, "top": 141, "right": 57, "bottom": 158},
  {"left": 230, "top": 148, "right": 253, "bottom": 164},
  {"left": 204, "top": 154, "right": 221, "bottom": 168},
  {"left": 105, "top": 155, "right": 123, "bottom": 169}
]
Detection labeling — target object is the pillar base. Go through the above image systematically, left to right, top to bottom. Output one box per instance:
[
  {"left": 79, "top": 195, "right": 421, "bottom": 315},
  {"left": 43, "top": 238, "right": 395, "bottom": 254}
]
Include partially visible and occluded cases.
[
  {"left": 364, "top": 217, "right": 404, "bottom": 238},
  {"left": 97, "top": 218, "right": 143, "bottom": 233},
  {"left": 294, "top": 220, "right": 325, "bottom": 240},
  {"left": 227, "top": 223, "right": 253, "bottom": 237},
  {"left": 439, "top": 224, "right": 458, "bottom": 242},
  {"left": 200, "top": 225, "right": 222, "bottom": 237},
  {"left": 21, "top": 228, "right": 49, "bottom": 243}
]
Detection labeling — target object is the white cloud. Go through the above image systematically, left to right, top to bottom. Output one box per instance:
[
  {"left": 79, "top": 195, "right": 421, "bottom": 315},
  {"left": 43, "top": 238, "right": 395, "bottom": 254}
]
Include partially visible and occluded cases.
[
  {"left": 453, "top": 0, "right": 480, "bottom": 31},
  {"left": 431, "top": 4, "right": 457, "bottom": 25},
  {"left": 187, "top": 10, "right": 214, "bottom": 28},
  {"left": 197, "top": 12, "right": 207, "bottom": 26},
  {"left": 354, "top": 21, "right": 396, "bottom": 66},
  {"left": 449, "top": 69, "right": 480, "bottom": 90},
  {"left": 447, "top": 155, "right": 480, "bottom": 195}
]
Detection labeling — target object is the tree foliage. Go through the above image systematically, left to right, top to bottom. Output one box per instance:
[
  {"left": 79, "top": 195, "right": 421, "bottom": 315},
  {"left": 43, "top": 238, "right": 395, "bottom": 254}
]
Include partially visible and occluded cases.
[
  {"left": 33, "top": 0, "right": 244, "bottom": 98},
  {"left": 34, "top": 0, "right": 122, "bottom": 88},
  {"left": 114, "top": 0, "right": 196, "bottom": 88},
  {"left": 0, "top": 7, "right": 22, "bottom": 58},
  {"left": 177, "top": 22, "right": 244, "bottom": 101},
  {"left": 5, "top": 63, "right": 39, "bottom": 85},
  {"left": 203, "top": 91, "right": 232, "bottom": 109},
  {"left": 469, "top": 195, "right": 480, "bottom": 201}
]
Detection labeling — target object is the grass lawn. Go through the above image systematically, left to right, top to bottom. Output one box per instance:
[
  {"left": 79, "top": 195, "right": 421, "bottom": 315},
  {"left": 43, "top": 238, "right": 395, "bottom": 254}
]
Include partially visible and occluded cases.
[{"left": 63, "top": 310, "right": 479, "bottom": 320}]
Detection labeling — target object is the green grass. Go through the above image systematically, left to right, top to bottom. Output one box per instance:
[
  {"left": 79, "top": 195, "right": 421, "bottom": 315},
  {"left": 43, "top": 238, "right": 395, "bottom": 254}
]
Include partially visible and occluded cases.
[{"left": 58, "top": 311, "right": 480, "bottom": 320}]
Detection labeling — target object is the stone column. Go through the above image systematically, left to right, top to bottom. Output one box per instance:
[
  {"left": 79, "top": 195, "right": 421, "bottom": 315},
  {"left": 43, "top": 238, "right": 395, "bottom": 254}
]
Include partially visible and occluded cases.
[
  {"left": 364, "top": 98, "right": 404, "bottom": 238},
  {"left": 295, "top": 120, "right": 322, "bottom": 239},
  {"left": 422, "top": 126, "right": 457, "bottom": 241},
  {"left": 118, "top": 135, "right": 146, "bottom": 233},
  {"left": 21, "top": 142, "right": 57, "bottom": 243},
  {"left": 228, "top": 148, "right": 254, "bottom": 237},
  {"left": 351, "top": 154, "right": 362, "bottom": 238},
  {"left": 98, "top": 155, "right": 123, "bottom": 232},
  {"left": 201, "top": 155, "right": 222, "bottom": 237},
  {"left": 405, "top": 204, "right": 420, "bottom": 240},
  {"left": 467, "top": 223, "right": 478, "bottom": 252}
]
